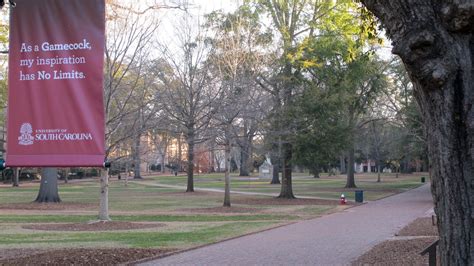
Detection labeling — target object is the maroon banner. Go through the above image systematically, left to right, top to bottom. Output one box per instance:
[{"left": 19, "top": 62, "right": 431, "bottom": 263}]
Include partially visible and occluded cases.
[{"left": 6, "top": 0, "right": 105, "bottom": 167}]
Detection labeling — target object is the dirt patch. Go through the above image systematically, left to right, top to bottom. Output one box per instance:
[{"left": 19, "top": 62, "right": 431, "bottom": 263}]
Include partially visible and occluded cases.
[
  {"left": 233, "top": 197, "right": 346, "bottom": 206},
  {"left": 0, "top": 202, "right": 95, "bottom": 211},
  {"left": 181, "top": 207, "right": 259, "bottom": 213},
  {"left": 397, "top": 217, "right": 438, "bottom": 236},
  {"left": 22, "top": 221, "right": 164, "bottom": 231},
  {"left": 352, "top": 237, "right": 437, "bottom": 265},
  {"left": 0, "top": 248, "right": 173, "bottom": 266}
]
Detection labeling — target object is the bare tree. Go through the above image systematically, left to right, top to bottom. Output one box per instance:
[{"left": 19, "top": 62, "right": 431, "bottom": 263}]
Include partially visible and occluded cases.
[{"left": 155, "top": 14, "right": 219, "bottom": 192}]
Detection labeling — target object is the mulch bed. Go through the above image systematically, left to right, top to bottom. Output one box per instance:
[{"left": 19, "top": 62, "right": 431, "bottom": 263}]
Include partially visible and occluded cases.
[
  {"left": 233, "top": 197, "right": 345, "bottom": 206},
  {"left": 0, "top": 202, "right": 95, "bottom": 211},
  {"left": 181, "top": 206, "right": 259, "bottom": 213},
  {"left": 353, "top": 217, "right": 439, "bottom": 265},
  {"left": 397, "top": 217, "right": 438, "bottom": 236},
  {"left": 22, "top": 221, "right": 164, "bottom": 231},
  {"left": 352, "top": 237, "right": 437, "bottom": 265},
  {"left": 0, "top": 248, "right": 173, "bottom": 266},
  {"left": 0, "top": 249, "right": 47, "bottom": 261}
]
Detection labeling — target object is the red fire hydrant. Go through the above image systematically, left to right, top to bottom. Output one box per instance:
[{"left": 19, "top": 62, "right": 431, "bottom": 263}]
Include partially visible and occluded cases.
[{"left": 340, "top": 194, "right": 347, "bottom": 205}]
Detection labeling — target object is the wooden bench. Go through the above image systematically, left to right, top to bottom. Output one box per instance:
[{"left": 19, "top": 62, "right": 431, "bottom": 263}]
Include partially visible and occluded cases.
[{"left": 420, "top": 239, "right": 439, "bottom": 266}]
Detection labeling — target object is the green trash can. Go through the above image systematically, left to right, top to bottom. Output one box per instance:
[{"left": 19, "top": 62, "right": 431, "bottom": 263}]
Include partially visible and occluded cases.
[
  {"left": 421, "top": 177, "right": 426, "bottom": 183},
  {"left": 355, "top": 190, "right": 364, "bottom": 203}
]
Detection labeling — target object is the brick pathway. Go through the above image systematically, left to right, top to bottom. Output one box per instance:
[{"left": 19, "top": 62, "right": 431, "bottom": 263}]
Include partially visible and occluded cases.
[{"left": 140, "top": 184, "right": 433, "bottom": 266}]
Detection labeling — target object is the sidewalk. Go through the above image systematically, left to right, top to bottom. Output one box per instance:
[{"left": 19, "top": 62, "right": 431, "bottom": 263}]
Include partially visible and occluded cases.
[
  {"left": 128, "top": 181, "right": 339, "bottom": 201},
  {"left": 140, "top": 184, "right": 433, "bottom": 265}
]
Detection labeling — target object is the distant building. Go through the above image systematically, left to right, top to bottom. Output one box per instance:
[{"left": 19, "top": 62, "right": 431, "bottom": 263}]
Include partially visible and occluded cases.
[
  {"left": 259, "top": 157, "right": 272, "bottom": 178},
  {"left": 355, "top": 159, "right": 376, "bottom": 173}
]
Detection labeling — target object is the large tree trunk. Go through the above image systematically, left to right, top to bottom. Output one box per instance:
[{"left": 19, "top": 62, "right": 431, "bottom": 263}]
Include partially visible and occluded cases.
[
  {"left": 361, "top": 1, "right": 474, "bottom": 264},
  {"left": 186, "top": 130, "right": 195, "bottom": 192},
  {"left": 278, "top": 142, "right": 295, "bottom": 199},
  {"left": 345, "top": 145, "right": 357, "bottom": 188},
  {"left": 35, "top": 168, "right": 61, "bottom": 203},
  {"left": 98, "top": 168, "right": 110, "bottom": 221}
]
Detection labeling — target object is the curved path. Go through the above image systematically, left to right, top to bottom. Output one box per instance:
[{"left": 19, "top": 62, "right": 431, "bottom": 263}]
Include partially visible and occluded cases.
[{"left": 140, "top": 184, "right": 433, "bottom": 266}]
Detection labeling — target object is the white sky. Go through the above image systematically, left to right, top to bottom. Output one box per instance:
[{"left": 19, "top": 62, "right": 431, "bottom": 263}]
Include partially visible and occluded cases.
[
  {"left": 137, "top": 0, "right": 393, "bottom": 61},
  {"left": 149, "top": 0, "right": 239, "bottom": 55},
  {"left": 159, "top": 0, "right": 392, "bottom": 58}
]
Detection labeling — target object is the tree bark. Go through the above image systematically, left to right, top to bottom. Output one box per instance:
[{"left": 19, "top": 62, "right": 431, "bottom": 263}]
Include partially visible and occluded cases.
[
  {"left": 361, "top": 1, "right": 474, "bottom": 264},
  {"left": 345, "top": 111, "right": 357, "bottom": 188},
  {"left": 186, "top": 130, "right": 195, "bottom": 192},
  {"left": 223, "top": 132, "right": 231, "bottom": 207},
  {"left": 278, "top": 142, "right": 295, "bottom": 198},
  {"left": 239, "top": 145, "right": 250, "bottom": 176},
  {"left": 345, "top": 145, "right": 357, "bottom": 188},
  {"left": 377, "top": 163, "right": 381, "bottom": 183},
  {"left": 270, "top": 164, "right": 280, "bottom": 184},
  {"left": 12, "top": 167, "right": 19, "bottom": 187},
  {"left": 35, "top": 168, "right": 61, "bottom": 203},
  {"left": 64, "top": 168, "right": 69, "bottom": 184},
  {"left": 98, "top": 168, "right": 110, "bottom": 221}
]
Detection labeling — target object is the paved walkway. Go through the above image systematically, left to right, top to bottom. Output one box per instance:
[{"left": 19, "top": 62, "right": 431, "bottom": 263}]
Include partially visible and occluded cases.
[
  {"left": 129, "top": 181, "right": 337, "bottom": 200},
  {"left": 140, "top": 184, "right": 433, "bottom": 266}
]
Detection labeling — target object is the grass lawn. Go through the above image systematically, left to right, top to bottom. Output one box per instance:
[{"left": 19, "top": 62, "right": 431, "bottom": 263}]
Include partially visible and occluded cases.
[
  {"left": 0, "top": 172, "right": 426, "bottom": 252},
  {"left": 145, "top": 172, "right": 426, "bottom": 201}
]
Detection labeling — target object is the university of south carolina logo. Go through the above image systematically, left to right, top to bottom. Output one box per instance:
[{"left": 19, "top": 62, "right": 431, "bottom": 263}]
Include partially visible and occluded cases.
[{"left": 18, "top": 123, "right": 34, "bottom": 145}]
